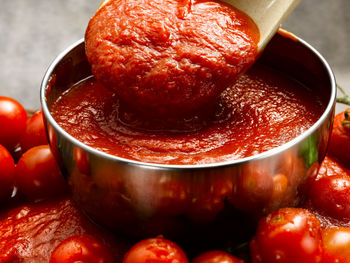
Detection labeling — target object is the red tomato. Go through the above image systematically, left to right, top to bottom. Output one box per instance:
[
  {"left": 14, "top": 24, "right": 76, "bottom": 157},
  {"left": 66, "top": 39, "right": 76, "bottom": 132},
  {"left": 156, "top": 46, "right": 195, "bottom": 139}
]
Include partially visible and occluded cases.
[
  {"left": 0, "top": 96, "right": 27, "bottom": 150},
  {"left": 328, "top": 109, "right": 350, "bottom": 169},
  {"left": 20, "top": 110, "right": 47, "bottom": 152},
  {"left": 0, "top": 144, "right": 15, "bottom": 202},
  {"left": 15, "top": 145, "right": 67, "bottom": 200},
  {"left": 315, "top": 156, "right": 350, "bottom": 180},
  {"left": 309, "top": 174, "right": 350, "bottom": 220},
  {"left": 250, "top": 208, "right": 323, "bottom": 263},
  {"left": 322, "top": 227, "right": 350, "bottom": 263},
  {"left": 50, "top": 234, "right": 114, "bottom": 263},
  {"left": 122, "top": 236, "right": 189, "bottom": 263},
  {"left": 191, "top": 250, "right": 243, "bottom": 263}
]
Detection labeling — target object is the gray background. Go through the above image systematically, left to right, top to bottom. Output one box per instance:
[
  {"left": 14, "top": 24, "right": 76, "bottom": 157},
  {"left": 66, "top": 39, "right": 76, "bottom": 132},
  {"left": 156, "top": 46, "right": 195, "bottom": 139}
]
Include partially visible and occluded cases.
[{"left": 0, "top": 0, "right": 349, "bottom": 112}]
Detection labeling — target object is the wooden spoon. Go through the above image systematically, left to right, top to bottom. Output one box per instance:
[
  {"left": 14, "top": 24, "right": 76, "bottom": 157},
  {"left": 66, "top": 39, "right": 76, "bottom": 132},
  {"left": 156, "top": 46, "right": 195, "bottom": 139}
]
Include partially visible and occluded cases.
[{"left": 221, "top": 0, "right": 301, "bottom": 51}]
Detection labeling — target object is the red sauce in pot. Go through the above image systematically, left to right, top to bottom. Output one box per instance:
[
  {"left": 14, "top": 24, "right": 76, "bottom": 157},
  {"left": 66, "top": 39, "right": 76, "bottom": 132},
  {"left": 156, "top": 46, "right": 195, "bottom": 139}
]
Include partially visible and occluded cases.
[{"left": 50, "top": 63, "right": 324, "bottom": 165}]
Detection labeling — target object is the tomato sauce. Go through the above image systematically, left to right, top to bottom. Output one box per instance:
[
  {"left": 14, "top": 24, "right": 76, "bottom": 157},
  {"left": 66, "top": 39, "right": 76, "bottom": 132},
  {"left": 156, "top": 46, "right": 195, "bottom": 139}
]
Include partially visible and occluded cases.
[
  {"left": 85, "top": 0, "right": 259, "bottom": 117},
  {"left": 50, "top": 63, "right": 324, "bottom": 165},
  {"left": 0, "top": 197, "right": 129, "bottom": 262}
]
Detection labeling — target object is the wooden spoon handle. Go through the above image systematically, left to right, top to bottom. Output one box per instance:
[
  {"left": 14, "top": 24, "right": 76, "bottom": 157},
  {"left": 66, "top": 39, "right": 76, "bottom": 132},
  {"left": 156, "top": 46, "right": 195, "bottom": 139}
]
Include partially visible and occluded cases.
[{"left": 221, "top": 0, "right": 301, "bottom": 52}]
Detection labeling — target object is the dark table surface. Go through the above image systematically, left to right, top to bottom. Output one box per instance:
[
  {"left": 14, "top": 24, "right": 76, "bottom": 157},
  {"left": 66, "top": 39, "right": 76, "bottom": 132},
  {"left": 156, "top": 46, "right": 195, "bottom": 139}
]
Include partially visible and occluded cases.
[{"left": 0, "top": 0, "right": 349, "bottom": 113}]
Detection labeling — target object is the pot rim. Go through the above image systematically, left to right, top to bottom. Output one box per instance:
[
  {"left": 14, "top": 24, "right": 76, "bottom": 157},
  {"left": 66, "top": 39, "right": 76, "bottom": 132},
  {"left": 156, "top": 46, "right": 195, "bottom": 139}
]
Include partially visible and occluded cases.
[{"left": 40, "top": 35, "right": 336, "bottom": 171}]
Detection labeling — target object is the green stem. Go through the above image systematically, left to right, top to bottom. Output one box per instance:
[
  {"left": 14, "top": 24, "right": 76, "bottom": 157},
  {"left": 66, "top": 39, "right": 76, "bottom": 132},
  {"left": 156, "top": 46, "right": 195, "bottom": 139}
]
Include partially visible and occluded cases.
[
  {"left": 336, "top": 84, "right": 350, "bottom": 105},
  {"left": 344, "top": 110, "right": 350, "bottom": 128},
  {"left": 345, "top": 110, "right": 350, "bottom": 119}
]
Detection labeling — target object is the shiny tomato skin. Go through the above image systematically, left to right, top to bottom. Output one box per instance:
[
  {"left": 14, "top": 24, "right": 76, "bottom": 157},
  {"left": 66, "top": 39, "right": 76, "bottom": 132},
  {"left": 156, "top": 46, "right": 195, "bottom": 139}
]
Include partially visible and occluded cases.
[
  {"left": 0, "top": 96, "right": 27, "bottom": 150},
  {"left": 328, "top": 109, "right": 350, "bottom": 169},
  {"left": 20, "top": 110, "right": 47, "bottom": 152},
  {"left": 0, "top": 144, "right": 15, "bottom": 202},
  {"left": 15, "top": 145, "right": 67, "bottom": 200},
  {"left": 315, "top": 156, "right": 350, "bottom": 181},
  {"left": 309, "top": 174, "right": 350, "bottom": 220},
  {"left": 250, "top": 208, "right": 323, "bottom": 263},
  {"left": 322, "top": 227, "right": 350, "bottom": 263},
  {"left": 50, "top": 234, "right": 114, "bottom": 263},
  {"left": 122, "top": 236, "right": 189, "bottom": 263},
  {"left": 191, "top": 250, "right": 243, "bottom": 263}
]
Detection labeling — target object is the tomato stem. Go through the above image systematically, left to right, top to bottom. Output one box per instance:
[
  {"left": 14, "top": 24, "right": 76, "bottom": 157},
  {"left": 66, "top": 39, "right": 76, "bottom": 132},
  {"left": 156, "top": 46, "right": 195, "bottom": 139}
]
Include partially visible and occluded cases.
[
  {"left": 336, "top": 84, "right": 350, "bottom": 105},
  {"left": 25, "top": 109, "right": 37, "bottom": 117},
  {"left": 343, "top": 110, "right": 350, "bottom": 128}
]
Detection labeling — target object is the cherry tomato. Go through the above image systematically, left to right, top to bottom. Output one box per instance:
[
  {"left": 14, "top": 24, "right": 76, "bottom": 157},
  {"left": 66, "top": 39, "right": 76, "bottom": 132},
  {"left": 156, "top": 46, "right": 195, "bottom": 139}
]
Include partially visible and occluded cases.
[
  {"left": 0, "top": 96, "right": 27, "bottom": 150},
  {"left": 328, "top": 109, "right": 350, "bottom": 169},
  {"left": 20, "top": 110, "right": 47, "bottom": 152},
  {"left": 0, "top": 144, "right": 15, "bottom": 202},
  {"left": 15, "top": 145, "right": 67, "bottom": 200},
  {"left": 305, "top": 156, "right": 350, "bottom": 194},
  {"left": 314, "top": 156, "right": 350, "bottom": 180},
  {"left": 309, "top": 174, "right": 350, "bottom": 220},
  {"left": 250, "top": 208, "right": 323, "bottom": 263},
  {"left": 322, "top": 227, "right": 350, "bottom": 263},
  {"left": 50, "top": 234, "right": 114, "bottom": 263},
  {"left": 122, "top": 236, "right": 189, "bottom": 263},
  {"left": 192, "top": 250, "right": 243, "bottom": 263}
]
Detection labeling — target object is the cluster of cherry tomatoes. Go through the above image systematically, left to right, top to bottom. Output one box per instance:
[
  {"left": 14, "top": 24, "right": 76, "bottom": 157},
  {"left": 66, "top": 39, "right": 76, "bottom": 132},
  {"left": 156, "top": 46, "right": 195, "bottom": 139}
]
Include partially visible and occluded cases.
[
  {"left": 1, "top": 94, "right": 350, "bottom": 263},
  {"left": 0, "top": 96, "right": 66, "bottom": 203},
  {"left": 249, "top": 108, "right": 350, "bottom": 263}
]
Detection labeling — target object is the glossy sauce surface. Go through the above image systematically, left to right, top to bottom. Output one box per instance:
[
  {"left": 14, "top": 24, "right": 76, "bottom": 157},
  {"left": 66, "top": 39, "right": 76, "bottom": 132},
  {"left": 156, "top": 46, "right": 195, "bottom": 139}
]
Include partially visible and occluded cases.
[
  {"left": 51, "top": 63, "right": 324, "bottom": 165},
  {"left": 0, "top": 197, "right": 129, "bottom": 262}
]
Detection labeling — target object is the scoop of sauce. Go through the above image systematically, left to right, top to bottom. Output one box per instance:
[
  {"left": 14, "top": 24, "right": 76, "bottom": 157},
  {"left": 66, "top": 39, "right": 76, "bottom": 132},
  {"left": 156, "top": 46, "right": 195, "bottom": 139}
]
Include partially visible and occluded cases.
[
  {"left": 85, "top": 0, "right": 259, "bottom": 117},
  {"left": 51, "top": 63, "right": 324, "bottom": 165}
]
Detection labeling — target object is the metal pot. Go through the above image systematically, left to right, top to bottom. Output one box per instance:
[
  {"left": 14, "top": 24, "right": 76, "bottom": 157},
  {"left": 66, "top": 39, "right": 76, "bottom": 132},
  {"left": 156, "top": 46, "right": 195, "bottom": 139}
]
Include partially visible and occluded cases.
[{"left": 40, "top": 31, "right": 336, "bottom": 242}]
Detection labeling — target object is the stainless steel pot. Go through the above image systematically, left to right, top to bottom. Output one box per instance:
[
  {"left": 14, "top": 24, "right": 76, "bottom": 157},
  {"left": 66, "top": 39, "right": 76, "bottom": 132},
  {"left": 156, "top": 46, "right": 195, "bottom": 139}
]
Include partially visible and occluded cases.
[{"left": 40, "top": 31, "right": 336, "bottom": 242}]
